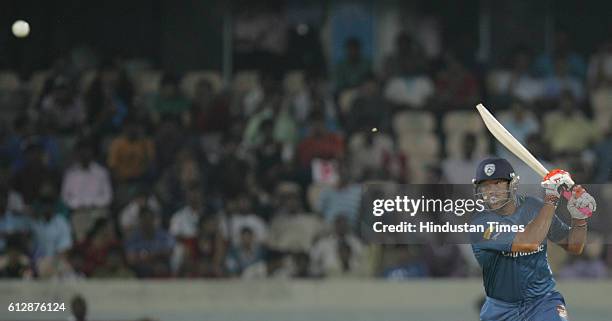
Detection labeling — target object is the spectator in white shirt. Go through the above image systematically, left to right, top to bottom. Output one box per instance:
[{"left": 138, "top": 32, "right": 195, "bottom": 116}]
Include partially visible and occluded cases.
[
  {"left": 489, "top": 47, "right": 544, "bottom": 104},
  {"left": 442, "top": 133, "right": 481, "bottom": 184},
  {"left": 61, "top": 140, "right": 112, "bottom": 242},
  {"left": 267, "top": 182, "right": 324, "bottom": 252},
  {"left": 170, "top": 187, "right": 205, "bottom": 241},
  {"left": 119, "top": 188, "right": 162, "bottom": 236},
  {"left": 220, "top": 194, "right": 268, "bottom": 246},
  {"left": 309, "top": 215, "right": 366, "bottom": 277}
]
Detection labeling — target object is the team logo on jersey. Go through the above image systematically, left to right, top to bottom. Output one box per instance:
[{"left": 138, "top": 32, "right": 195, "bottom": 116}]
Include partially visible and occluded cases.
[
  {"left": 484, "top": 164, "right": 496, "bottom": 176},
  {"left": 483, "top": 227, "right": 492, "bottom": 239},
  {"left": 483, "top": 227, "right": 501, "bottom": 240},
  {"left": 556, "top": 304, "right": 568, "bottom": 319}
]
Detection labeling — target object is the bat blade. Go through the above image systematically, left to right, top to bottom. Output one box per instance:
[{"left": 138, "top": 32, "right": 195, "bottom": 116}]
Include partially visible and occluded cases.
[
  {"left": 476, "top": 103, "right": 549, "bottom": 177},
  {"left": 476, "top": 103, "right": 592, "bottom": 217}
]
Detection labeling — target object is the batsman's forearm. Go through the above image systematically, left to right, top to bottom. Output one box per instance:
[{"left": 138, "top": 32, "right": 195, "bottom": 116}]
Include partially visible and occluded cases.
[
  {"left": 512, "top": 203, "right": 556, "bottom": 252},
  {"left": 567, "top": 219, "right": 587, "bottom": 254}
]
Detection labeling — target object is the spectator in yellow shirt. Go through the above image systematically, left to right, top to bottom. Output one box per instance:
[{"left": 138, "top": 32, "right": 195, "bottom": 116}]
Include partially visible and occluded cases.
[{"left": 107, "top": 120, "right": 155, "bottom": 181}]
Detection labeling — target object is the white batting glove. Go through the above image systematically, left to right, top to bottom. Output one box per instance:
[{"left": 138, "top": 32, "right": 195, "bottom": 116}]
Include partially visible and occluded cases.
[
  {"left": 541, "top": 169, "right": 574, "bottom": 204},
  {"left": 567, "top": 185, "right": 596, "bottom": 219}
]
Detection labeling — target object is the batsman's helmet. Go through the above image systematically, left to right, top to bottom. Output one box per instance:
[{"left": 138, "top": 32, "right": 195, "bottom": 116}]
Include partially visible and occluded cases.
[
  {"left": 472, "top": 157, "right": 517, "bottom": 184},
  {"left": 473, "top": 157, "right": 520, "bottom": 211}
]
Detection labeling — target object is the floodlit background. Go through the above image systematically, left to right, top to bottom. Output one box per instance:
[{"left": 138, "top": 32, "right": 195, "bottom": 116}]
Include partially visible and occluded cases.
[{"left": 1, "top": 1, "right": 611, "bottom": 320}]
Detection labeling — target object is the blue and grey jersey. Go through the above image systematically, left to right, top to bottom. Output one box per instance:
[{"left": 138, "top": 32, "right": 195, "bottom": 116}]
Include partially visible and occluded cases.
[{"left": 471, "top": 195, "right": 570, "bottom": 303}]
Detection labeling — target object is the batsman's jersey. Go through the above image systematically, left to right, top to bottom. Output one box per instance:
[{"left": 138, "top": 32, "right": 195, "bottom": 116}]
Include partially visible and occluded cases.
[{"left": 471, "top": 195, "right": 570, "bottom": 303}]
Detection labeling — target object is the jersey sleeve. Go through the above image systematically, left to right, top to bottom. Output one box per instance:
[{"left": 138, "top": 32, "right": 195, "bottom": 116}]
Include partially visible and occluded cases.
[
  {"left": 547, "top": 214, "right": 571, "bottom": 243},
  {"left": 470, "top": 215, "right": 517, "bottom": 252}
]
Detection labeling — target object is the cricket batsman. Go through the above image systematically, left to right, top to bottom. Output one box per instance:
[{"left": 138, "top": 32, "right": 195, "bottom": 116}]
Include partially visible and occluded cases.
[{"left": 470, "top": 157, "right": 597, "bottom": 321}]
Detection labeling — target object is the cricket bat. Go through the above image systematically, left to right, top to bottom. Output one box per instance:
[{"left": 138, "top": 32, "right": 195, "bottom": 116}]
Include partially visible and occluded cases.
[{"left": 475, "top": 103, "right": 592, "bottom": 216}]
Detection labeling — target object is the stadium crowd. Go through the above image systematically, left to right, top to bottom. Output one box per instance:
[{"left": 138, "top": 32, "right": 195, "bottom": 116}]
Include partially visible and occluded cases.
[{"left": 0, "top": 30, "right": 611, "bottom": 280}]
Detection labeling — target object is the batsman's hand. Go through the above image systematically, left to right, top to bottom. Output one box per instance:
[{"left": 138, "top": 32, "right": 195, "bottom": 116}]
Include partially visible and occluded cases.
[
  {"left": 541, "top": 169, "right": 574, "bottom": 204},
  {"left": 567, "top": 185, "right": 596, "bottom": 219}
]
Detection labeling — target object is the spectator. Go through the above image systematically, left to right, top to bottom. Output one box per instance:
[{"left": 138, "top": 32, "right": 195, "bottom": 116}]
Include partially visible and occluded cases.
[
  {"left": 533, "top": 31, "right": 587, "bottom": 80},
  {"left": 382, "top": 32, "right": 426, "bottom": 81},
  {"left": 334, "top": 37, "right": 372, "bottom": 92},
  {"left": 587, "top": 38, "right": 612, "bottom": 90},
  {"left": 488, "top": 46, "right": 544, "bottom": 104},
  {"left": 383, "top": 52, "right": 435, "bottom": 108},
  {"left": 433, "top": 52, "right": 480, "bottom": 107},
  {"left": 543, "top": 55, "right": 585, "bottom": 101},
  {"left": 85, "top": 62, "right": 132, "bottom": 144},
  {"left": 150, "top": 73, "right": 190, "bottom": 125},
  {"left": 344, "top": 74, "right": 391, "bottom": 136},
  {"left": 292, "top": 75, "right": 339, "bottom": 134},
  {"left": 39, "top": 76, "right": 86, "bottom": 135},
  {"left": 191, "top": 78, "right": 230, "bottom": 135},
  {"left": 242, "top": 88, "right": 298, "bottom": 151},
  {"left": 543, "top": 91, "right": 600, "bottom": 155},
  {"left": 498, "top": 99, "right": 539, "bottom": 145},
  {"left": 497, "top": 100, "right": 540, "bottom": 161},
  {"left": 243, "top": 112, "right": 279, "bottom": 151},
  {"left": 296, "top": 112, "right": 345, "bottom": 168},
  {"left": 1, "top": 115, "right": 33, "bottom": 171},
  {"left": 4, "top": 117, "right": 61, "bottom": 173},
  {"left": 154, "top": 117, "right": 188, "bottom": 170},
  {"left": 107, "top": 119, "right": 155, "bottom": 182},
  {"left": 253, "top": 119, "right": 285, "bottom": 195},
  {"left": 592, "top": 129, "right": 612, "bottom": 183},
  {"left": 348, "top": 131, "right": 407, "bottom": 182},
  {"left": 442, "top": 133, "right": 480, "bottom": 184},
  {"left": 511, "top": 134, "right": 556, "bottom": 196},
  {"left": 210, "top": 137, "right": 251, "bottom": 199},
  {"left": 61, "top": 139, "right": 112, "bottom": 242},
  {"left": 10, "top": 140, "right": 60, "bottom": 206},
  {"left": 156, "top": 149, "right": 206, "bottom": 215},
  {"left": 317, "top": 163, "right": 362, "bottom": 226},
  {"left": 267, "top": 182, "right": 324, "bottom": 252},
  {"left": 0, "top": 185, "right": 31, "bottom": 254},
  {"left": 119, "top": 187, "right": 162, "bottom": 236},
  {"left": 170, "top": 187, "right": 205, "bottom": 243},
  {"left": 220, "top": 194, "right": 268, "bottom": 247},
  {"left": 31, "top": 197, "right": 74, "bottom": 278},
  {"left": 125, "top": 207, "right": 175, "bottom": 278},
  {"left": 178, "top": 215, "right": 226, "bottom": 277},
  {"left": 310, "top": 215, "right": 365, "bottom": 277},
  {"left": 73, "top": 218, "right": 120, "bottom": 277},
  {"left": 225, "top": 227, "right": 265, "bottom": 276},
  {"left": 0, "top": 235, "right": 33, "bottom": 278},
  {"left": 423, "top": 242, "right": 467, "bottom": 277},
  {"left": 381, "top": 245, "right": 428, "bottom": 279},
  {"left": 90, "top": 246, "right": 135, "bottom": 278},
  {"left": 241, "top": 249, "right": 292, "bottom": 279},
  {"left": 292, "top": 252, "right": 315, "bottom": 278}
]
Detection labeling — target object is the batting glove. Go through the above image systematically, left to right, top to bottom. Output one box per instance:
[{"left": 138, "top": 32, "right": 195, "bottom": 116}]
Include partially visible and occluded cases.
[
  {"left": 541, "top": 169, "right": 574, "bottom": 205},
  {"left": 567, "top": 185, "right": 596, "bottom": 219}
]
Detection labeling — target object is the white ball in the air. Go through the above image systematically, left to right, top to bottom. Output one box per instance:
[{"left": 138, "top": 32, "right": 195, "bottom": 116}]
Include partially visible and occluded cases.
[
  {"left": 12, "top": 20, "right": 30, "bottom": 38},
  {"left": 371, "top": 127, "right": 378, "bottom": 132}
]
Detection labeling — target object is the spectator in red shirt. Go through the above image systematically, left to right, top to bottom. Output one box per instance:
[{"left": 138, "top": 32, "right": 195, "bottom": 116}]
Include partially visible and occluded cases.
[
  {"left": 433, "top": 52, "right": 480, "bottom": 108},
  {"left": 191, "top": 78, "right": 230, "bottom": 135},
  {"left": 297, "top": 112, "right": 345, "bottom": 168},
  {"left": 178, "top": 215, "right": 226, "bottom": 278},
  {"left": 73, "top": 217, "right": 120, "bottom": 277}
]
